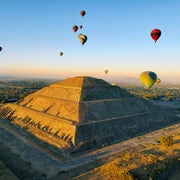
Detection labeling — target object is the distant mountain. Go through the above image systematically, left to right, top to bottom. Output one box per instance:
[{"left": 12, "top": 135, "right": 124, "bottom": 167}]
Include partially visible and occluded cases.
[
  {"left": 0, "top": 74, "right": 179, "bottom": 85},
  {"left": 0, "top": 75, "right": 60, "bottom": 81},
  {"left": 105, "top": 76, "right": 139, "bottom": 84},
  {"left": 107, "top": 76, "right": 180, "bottom": 85},
  {"left": 116, "top": 76, "right": 139, "bottom": 83}
]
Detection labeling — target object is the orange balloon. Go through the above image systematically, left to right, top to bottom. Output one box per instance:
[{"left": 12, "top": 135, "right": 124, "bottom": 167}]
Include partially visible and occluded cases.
[
  {"left": 104, "top": 69, "right": 108, "bottom": 74},
  {"left": 155, "top": 78, "right": 161, "bottom": 85}
]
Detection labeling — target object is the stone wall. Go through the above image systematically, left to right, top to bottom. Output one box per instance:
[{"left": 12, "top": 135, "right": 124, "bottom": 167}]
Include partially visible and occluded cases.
[
  {"left": 18, "top": 95, "right": 80, "bottom": 122},
  {"left": 79, "top": 97, "right": 156, "bottom": 123},
  {"left": 0, "top": 104, "right": 76, "bottom": 146},
  {"left": 75, "top": 112, "right": 179, "bottom": 145}
]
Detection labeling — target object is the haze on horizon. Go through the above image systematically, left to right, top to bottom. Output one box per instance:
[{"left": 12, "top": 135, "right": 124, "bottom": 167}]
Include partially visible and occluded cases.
[{"left": 0, "top": 1, "right": 180, "bottom": 83}]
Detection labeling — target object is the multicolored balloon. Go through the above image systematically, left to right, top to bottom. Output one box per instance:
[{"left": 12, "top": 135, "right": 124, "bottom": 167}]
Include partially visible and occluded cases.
[
  {"left": 80, "top": 10, "right": 86, "bottom": 17},
  {"left": 72, "top": 25, "right": 78, "bottom": 33},
  {"left": 151, "top": 29, "right": 161, "bottom": 43},
  {"left": 78, "top": 34, "right": 87, "bottom": 45},
  {"left": 59, "top": 52, "right": 63, "bottom": 56},
  {"left": 140, "top": 71, "right": 157, "bottom": 89}
]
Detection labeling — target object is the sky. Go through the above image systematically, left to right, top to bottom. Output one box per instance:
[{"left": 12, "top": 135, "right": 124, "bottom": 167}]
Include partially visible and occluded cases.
[{"left": 0, "top": 0, "right": 180, "bottom": 82}]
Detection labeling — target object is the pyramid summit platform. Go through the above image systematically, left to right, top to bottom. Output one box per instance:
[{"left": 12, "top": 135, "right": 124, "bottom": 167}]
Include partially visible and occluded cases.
[{"left": 0, "top": 76, "right": 178, "bottom": 150}]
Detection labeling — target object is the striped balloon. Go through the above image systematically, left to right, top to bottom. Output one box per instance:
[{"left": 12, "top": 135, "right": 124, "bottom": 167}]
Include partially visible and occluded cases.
[{"left": 78, "top": 34, "right": 87, "bottom": 45}]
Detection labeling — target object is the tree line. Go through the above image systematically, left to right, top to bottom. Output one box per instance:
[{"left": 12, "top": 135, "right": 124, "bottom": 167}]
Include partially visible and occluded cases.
[{"left": 0, "top": 79, "right": 56, "bottom": 103}]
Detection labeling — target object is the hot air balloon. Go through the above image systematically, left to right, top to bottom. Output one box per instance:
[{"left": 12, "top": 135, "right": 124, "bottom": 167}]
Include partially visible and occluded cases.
[
  {"left": 80, "top": 10, "right": 86, "bottom": 17},
  {"left": 72, "top": 25, "right": 78, "bottom": 33},
  {"left": 79, "top": 25, "right": 83, "bottom": 29},
  {"left": 151, "top": 29, "right": 161, "bottom": 43},
  {"left": 78, "top": 34, "right": 87, "bottom": 45},
  {"left": 0, "top": 47, "right": 2, "bottom": 52},
  {"left": 59, "top": 52, "right": 63, "bottom": 56},
  {"left": 104, "top": 69, "right": 108, "bottom": 74},
  {"left": 140, "top": 71, "right": 157, "bottom": 89},
  {"left": 155, "top": 78, "right": 161, "bottom": 85},
  {"left": 111, "top": 82, "right": 117, "bottom": 86}
]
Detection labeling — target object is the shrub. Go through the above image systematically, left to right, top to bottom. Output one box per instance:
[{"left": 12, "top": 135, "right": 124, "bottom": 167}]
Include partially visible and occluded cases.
[
  {"left": 159, "top": 136, "right": 174, "bottom": 147},
  {"left": 99, "top": 160, "right": 134, "bottom": 180}
]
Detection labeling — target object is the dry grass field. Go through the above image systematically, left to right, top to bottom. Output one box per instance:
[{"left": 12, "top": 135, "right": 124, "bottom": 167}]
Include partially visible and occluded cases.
[{"left": 73, "top": 133, "right": 180, "bottom": 180}]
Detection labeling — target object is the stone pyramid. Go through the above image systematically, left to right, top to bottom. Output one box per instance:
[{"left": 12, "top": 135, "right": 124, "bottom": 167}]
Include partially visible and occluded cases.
[{"left": 0, "top": 76, "right": 178, "bottom": 149}]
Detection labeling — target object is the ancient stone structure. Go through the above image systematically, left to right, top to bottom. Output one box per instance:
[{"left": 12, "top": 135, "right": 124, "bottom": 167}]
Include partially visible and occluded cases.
[{"left": 0, "top": 76, "right": 178, "bottom": 149}]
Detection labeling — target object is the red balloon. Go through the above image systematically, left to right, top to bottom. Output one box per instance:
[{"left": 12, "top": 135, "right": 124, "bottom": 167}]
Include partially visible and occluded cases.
[
  {"left": 80, "top": 10, "right": 86, "bottom": 17},
  {"left": 72, "top": 25, "right": 78, "bottom": 33},
  {"left": 151, "top": 29, "right": 161, "bottom": 43}
]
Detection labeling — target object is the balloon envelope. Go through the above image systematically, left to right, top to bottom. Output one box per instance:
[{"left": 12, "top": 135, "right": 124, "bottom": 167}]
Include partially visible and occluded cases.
[
  {"left": 80, "top": 10, "right": 86, "bottom": 17},
  {"left": 72, "top": 25, "right": 78, "bottom": 33},
  {"left": 151, "top": 29, "right": 161, "bottom": 43},
  {"left": 78, "top": 34, "right": 87, "bottom": 45},
  {"left": 59, "top": 52, "right": 63, "bottom": 56},
  {"left": 104, "top": 69, "right": 108, "bottom": 74},
  {"left": 140, "top": 71, "right": 157, "bottom": 89},
  {"left": 155, "top": 78, "right": 161, "bottom": 85},
  {"left": 111, "top": 82, "right": 117, "bottom": 86}
]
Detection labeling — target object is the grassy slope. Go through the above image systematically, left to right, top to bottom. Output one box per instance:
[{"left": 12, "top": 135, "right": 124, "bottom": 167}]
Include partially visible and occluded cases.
[{"left": 73, "top": 133, "right": 180, "bottom": 180}]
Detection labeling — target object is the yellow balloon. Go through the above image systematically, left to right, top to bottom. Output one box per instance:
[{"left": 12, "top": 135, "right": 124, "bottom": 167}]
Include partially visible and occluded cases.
[
  {"left": 78, "top": 34, "right": 87, "bottom": 45},
  {"left": 104, "top": 69, "right": 108, "bottom": 74},
  {"left": 139, "top": 71, "right": 157, "bottom": 89},
  {"left": 155, "top": 78, "right": 161, "bottom": 85},
  {"left": 111, "top": 82, "right": 117, "bottom": 86}
]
